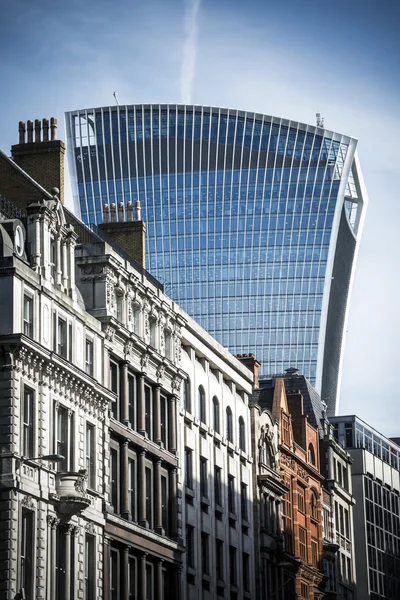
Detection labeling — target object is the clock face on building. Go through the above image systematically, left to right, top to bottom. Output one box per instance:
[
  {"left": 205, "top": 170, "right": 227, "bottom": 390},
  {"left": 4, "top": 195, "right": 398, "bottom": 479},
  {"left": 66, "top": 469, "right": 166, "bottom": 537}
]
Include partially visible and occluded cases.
[{"left": 14, "top": 225, "right": 24, "bottom": 257}]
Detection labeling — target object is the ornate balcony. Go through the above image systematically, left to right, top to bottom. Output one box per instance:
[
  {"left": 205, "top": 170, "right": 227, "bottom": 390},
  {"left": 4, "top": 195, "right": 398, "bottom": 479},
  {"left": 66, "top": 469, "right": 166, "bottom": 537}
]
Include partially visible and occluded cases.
[{"left": 55, "top": 469, "right": 91, "bottom": 517}]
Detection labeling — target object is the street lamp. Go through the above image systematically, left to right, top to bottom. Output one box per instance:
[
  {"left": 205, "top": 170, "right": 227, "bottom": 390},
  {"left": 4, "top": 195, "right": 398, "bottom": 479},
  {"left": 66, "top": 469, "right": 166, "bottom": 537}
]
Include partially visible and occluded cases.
[{"left": 16, "top": 454, "right": 65, "bottom": 470}]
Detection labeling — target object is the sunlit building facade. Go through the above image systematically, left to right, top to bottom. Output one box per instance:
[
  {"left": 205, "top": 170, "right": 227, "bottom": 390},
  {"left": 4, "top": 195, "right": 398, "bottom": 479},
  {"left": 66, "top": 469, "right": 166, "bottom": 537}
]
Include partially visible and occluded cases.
[{"left": 66, "top": 105, "right": 368, "bottom": 414}]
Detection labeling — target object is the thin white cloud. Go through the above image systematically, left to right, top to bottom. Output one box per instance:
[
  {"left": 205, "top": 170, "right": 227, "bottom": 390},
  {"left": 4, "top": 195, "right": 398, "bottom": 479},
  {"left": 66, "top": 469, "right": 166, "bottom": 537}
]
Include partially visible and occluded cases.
[{"left": 180, "top": 0, "right": 201, "bottom": 104}]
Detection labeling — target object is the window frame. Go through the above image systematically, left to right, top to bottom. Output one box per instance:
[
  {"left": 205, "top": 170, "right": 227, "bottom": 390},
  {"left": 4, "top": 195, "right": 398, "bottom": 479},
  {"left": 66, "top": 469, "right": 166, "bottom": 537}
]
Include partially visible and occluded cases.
[
  {"left": 23, "top": 293, "right": 34, "bottom": 338},
  {"left": 85, "top": 338, "right": 94, "bottom": 377},
  {"left": 22, "top": 384, "right": 35, "bottom": 458},
  {"left": 198, "top": 385, "right": 206, "bottom": 424},
  {"left": 212, "top": 396, "right": 220, "bottom": 433},
  {"left": 53, "top": 402, "right": 74, "bottom": 472},
  {"left": 226, "top": 406, "right": 233, "bottom": 443},
  {"left": 238, "top": 416, "right": 246, "bottom": 452},
  {"left": 85, "top": 422, "right": 96, "bottom": 489},
  {"left": 20, "top": 508, "right": 34, "bottom": 600},
  {"left": 85, "top": 534, "right": 96, "bottom": 600}
]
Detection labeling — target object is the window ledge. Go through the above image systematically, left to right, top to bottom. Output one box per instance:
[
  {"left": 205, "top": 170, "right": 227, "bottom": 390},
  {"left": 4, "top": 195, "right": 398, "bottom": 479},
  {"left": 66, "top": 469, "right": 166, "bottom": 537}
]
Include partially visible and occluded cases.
[
  {"left": 185, "top": 487, "right": 195, "bottom": 499},
  {"left": 215, "top": 503, "right": 224, "bottom": 515}
]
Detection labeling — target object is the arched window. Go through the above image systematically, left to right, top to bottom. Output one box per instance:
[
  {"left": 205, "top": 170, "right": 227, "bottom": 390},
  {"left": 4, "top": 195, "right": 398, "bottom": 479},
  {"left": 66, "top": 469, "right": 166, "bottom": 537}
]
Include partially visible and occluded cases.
[
  {"left": 183, "top": 379, "right": 191, "bottom": 413},
  {"left": 198, "top": 386, "right": 206, "bottom": 423},
  {"left": 213, "top": 396, "right": 220, "bottom": 433},
  {"left": 226, "top": 407, "right": 233, "bottom": 443},
  {"left": 239, "top": 417, "right": 246, "bottom": 452},
  {"left": 308, "top": 443, "right": 315, "bottom": 466},
  {"left": 310, "top": 490, "right": 319, "bottom": 520}
]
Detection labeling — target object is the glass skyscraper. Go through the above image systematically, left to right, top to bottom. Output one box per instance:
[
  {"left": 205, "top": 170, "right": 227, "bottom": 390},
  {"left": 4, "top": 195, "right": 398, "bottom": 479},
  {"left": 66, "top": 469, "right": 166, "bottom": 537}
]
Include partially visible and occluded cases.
[{"left": 65, "top": 105, "right": 368, "bottom": 414}]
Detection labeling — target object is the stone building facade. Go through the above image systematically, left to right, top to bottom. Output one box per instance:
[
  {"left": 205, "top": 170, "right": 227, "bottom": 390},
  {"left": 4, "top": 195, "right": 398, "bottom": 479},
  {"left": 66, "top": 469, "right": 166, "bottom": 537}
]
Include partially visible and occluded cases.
[
  {"left": 0, "top": 120, "right": 257, "bottom": 600},
  {"left": 0, "top": 193, "right": 109, "bottom": 599}
]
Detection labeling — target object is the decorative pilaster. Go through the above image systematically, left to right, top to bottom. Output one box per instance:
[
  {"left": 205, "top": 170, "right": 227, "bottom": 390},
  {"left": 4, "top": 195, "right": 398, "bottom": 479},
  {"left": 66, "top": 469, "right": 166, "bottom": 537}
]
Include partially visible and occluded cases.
[
  {"left": 121, "top": 361, "right": 129, "bottom": 426},
  {"left": 137, "top": 373, "right": 146, "bottom": 435},
  {"left": 154, "top": 385, "right": 162, "bottom": 446},
  {"left": 168, "top": 395, "right": 178, "bottom": 453},
  {"left": 138, "top": 450, "right": 148, "bottom": 527},
  {"left": 155, "top": 460, "right": 163, "bottom": 535},
  {"left": 123, "top": 547, "right": 130, "bottom": 600},
  {"left": 140, "top": 553, "right": 147, "bottom": 600},
  {"left": 156, "top": 559, "right": 164, "bottom": 600}
]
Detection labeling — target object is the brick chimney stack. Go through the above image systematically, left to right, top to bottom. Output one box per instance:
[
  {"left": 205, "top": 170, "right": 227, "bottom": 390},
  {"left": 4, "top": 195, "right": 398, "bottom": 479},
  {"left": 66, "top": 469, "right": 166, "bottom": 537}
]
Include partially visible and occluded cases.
[
  {"left": 11, "top": 117, "right": 65, "bottom": 205},
  {"left": 99, "top": 200, "right": 147, "bottom": 268},
  {"left": 235, "top": 353, "right": 261, "bottom": 388}
]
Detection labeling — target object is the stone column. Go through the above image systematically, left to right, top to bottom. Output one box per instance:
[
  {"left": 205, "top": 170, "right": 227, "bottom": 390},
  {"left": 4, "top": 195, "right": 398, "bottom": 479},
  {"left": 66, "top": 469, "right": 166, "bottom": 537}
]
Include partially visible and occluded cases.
[
  {"left": 121, "top": 361, "right": 129, "bottom": 426},
  {"left": 137, "top": 373, "right": 146, "bottom": 435},
  {"left": 154, "top": 385, "right": 162, "bottom": 446},
  {"left": 168, "top": 395, "right": 178, "bottom": 454},
  {"left": 121, "top": 440, "right": 130, "bottom": 520},
  {"left": 138, "top": 450, "right": 148, "bottom": 527},
  {"left": 155, "top": 460, "right": 163, "bottom": 535},
  {"left": 169, "top": 467, "right": 178, "bottom": 540},
  {"left": 46, "top": 516, "right": 54, "bottom": 600},
  {"left": 50, "top": 519, "right": 58, "bottom": 599},
  {"left": 64, "top": 525, "right": 71, "bottom": 600},
  {"left": 123, "top": 547, "right": 130, "bottom": 600},
  {"left": 140, "top": 553, "right": 147, "bottom": 600},
  {"left": 156, "top": 559, "right": 164, "bottom": 600}
]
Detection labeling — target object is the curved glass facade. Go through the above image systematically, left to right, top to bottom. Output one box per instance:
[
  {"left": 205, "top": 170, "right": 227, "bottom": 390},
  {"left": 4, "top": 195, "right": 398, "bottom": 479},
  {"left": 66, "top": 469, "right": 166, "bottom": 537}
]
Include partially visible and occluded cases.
[{"left": 66, "top": 105, "right": 367, "bottom": 413}]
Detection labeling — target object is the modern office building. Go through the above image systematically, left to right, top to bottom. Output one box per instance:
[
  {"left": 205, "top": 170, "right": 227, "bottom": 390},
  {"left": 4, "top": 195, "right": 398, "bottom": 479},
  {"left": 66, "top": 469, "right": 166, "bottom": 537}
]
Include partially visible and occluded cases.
[
  {"left": 66, "top": 105, "right": 368, "bottom": 414},
  {"left": 330, "top": 415, "right": 400, "bottom": 600}
]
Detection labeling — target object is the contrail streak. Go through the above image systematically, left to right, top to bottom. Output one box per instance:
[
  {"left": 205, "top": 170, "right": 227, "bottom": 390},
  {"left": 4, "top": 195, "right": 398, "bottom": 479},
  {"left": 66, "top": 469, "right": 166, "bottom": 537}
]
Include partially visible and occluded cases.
[{"left": 180, "top": 0, "right": 201, "bottom": 104}]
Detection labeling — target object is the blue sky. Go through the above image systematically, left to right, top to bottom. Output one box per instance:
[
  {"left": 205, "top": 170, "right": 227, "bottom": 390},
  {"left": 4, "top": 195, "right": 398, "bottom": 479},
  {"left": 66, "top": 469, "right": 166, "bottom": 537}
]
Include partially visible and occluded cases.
[{"left": 0, "top": 0, "right": 399, "bottom": 435}]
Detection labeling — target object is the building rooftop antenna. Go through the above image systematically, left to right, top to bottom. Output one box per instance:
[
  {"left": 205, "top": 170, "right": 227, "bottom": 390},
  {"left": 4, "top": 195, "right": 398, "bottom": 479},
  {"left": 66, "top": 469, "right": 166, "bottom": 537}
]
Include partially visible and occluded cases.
[
  {"left": 113, "top": 92, "right": 120, "bottom": 106},
  {"left": 316, "top": 112, "right": 324, "bottom": 128}
]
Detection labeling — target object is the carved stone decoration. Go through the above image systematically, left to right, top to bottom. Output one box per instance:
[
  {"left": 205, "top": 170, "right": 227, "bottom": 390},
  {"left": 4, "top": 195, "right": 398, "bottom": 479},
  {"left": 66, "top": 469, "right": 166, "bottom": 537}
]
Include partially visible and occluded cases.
[
  {"left": 106, "top": 280, "right": 116, "bottom": 312},
  {"left": 144, "top": 312, "right": 150, "bottom": 343},
  {"left": 104, "top": 325, "right": 115, "bottom": 342},
  {"left": 160, "top": 329, "right": 165, "bottom": 354},
  {"left": 125, "top": 340, "right": 134, "bottom": 358},
  {"left": 175, "top": 340, "right": 182, "bottom": 364},
  {"left": 140, "top": 353, "right": 149, "bottom": 370},
  {"left": 156, "top": 364, "right": 165, "bottom": 382},
  {"left": 171, "top": 375, "right": 182, "bottom": 392},
  {"left": 74, "top": 469, "right": 88, "bottom": 494},
  {"left": 21, "top": 495, "right": 35, "bottom": 510},
  {"left": 47, "top": 514, "right": 60, "bottom": 528},
  {"left": 85, "top": 521, "right": 95, "bottom": 534}
]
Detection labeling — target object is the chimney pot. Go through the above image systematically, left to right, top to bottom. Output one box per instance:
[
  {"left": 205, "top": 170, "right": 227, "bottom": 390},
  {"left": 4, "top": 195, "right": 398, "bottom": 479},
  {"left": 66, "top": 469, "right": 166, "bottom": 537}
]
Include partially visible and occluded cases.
[
  {"left": 50, "top": 117, "right": 57, "bottom": 141},
  {"left": 42, "top": 118, "right": 49, "bottom": 141},
  {"left": 34, "top": 119, "right": 41, "bottom": 143},
  {"left": 27, "top": 120, "right": 33, "bottom": 143},
  {"left": 18, "top": 121, "right": 26, "bottom": 144},
  {"left": 135, "top": 199, "right": 141, "bottom": 221},
  {"left": 118, "top": 201, "right": 124, "bottom": 222},
  {"left": 127, "top": 201, "right": 133, "bottom": 221},
  {"left": 110, "top": 203, "right": 117, "bottom": 223},
  {"left": 102, "top": 204, "right": 109, "bottom": 223}
]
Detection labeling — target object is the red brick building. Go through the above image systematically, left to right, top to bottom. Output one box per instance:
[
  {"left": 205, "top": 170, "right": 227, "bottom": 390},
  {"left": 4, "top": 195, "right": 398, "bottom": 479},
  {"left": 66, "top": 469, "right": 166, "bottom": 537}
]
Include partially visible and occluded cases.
[{"left": 255, "top": 377, "right": 325, "bottom": 599}]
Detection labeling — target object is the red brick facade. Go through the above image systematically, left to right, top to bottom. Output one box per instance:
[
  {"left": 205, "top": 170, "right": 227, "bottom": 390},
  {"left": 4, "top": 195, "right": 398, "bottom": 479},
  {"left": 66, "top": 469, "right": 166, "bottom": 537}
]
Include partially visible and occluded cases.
[{"left": 271, "top": 378, "right": 325, "bottom": 599}]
